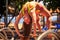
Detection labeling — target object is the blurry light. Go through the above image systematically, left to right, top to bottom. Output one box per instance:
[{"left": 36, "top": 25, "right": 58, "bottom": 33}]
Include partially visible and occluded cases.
[
  {"left": 39, "top": 1, "right": 44, "bottom": 5},
  {"left": 8, "top": 6, "right": 15, "bottom": 10},
  {"left": 8, "top": 6, "right": 15, "bottom": 13},
  {"left": 41, "top": 26, "right": 43, "bottom": 29}
]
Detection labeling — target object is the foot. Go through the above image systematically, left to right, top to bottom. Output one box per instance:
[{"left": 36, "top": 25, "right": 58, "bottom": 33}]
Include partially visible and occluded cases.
[
  {"left": 30, "top": 34, "right": 37, "bottom": 37},
  {"left": 48, "top": 34, "right": 53, "bottom": 38}
]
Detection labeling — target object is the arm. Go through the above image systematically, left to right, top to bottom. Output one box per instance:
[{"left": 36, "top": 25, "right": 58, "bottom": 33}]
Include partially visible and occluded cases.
[
  {"left": 38, "top": 3, "right": 51, "bottom": 29},
  {"left": 31, "top": 8, "right": 37, "bottom": 35},
  {"left": 31, "top": 8, "right": 36, "bottom": 24},
  {"left": 14, "top": 11, "right": 23, "bottom": 37}
]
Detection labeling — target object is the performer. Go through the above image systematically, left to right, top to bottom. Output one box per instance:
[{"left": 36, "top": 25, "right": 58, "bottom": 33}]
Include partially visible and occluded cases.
[
  {"left": 14, "top": 1, "right": 50, "bottom": 40},
  {"left": 34, "top": 1, "right": 51, "bottom": 35},
  {"left": 14, "top": 2, "right": 37, "bottom": 40}
]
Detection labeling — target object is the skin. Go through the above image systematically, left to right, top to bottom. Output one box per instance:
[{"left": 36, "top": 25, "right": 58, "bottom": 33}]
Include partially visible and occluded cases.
[
  {"left": 14, "top": 1, "right": 51, "bottom": 40},
  {"left": 14, "top": 2, "right": 37, "bottom": 40},
  {"left": 33, "top": 2, "right": 51, "bottom": 36}
]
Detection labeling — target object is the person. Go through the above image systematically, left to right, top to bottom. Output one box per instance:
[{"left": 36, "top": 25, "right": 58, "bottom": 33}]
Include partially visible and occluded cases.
[
  {"left": 14, "top": 1, "right": 50, "bottom": 40},
  {"left": 14, "top": 2, "right": 37, "bottom": 40},
  {"left": 34, "top": 2, "right": 51, "bottom": 33},
  {"left": 49, "top": 15, "right": 60, "bottom": 29}
]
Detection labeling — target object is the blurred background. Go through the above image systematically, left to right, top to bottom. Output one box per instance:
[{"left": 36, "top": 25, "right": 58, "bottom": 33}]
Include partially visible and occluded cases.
[
  {"left": 0, "top": 0, "right": 60, "bottom": 28},
  {"left": 0, "top": 0, "right": 60, "bottom": 40}
]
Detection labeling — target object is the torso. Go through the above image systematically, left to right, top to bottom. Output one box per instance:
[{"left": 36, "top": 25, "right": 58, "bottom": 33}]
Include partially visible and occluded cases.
[
  {"left": 21, "top": 2, "right": 41, "bottom": 24},
  {"left": 23, "top": 6, "right": 32, "bottom": 24}
]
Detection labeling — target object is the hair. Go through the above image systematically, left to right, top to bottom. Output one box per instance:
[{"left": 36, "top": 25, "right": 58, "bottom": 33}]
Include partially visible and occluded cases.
[{"left": 21, "top": 1, "right": 38, "bottom": 15}]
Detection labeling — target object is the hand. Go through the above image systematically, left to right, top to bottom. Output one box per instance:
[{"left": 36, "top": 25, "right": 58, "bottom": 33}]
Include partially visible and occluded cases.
[
  {"left": 19, "top": 34, "right": 24, "bottom": 38},
  {"left": 19, "top": 34, "right": 24, "bottom": 40}
]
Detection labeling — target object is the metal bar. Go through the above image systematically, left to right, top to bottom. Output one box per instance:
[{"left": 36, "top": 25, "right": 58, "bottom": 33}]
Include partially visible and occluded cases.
[{"left": 5, "top": 0, "right": 8, "bottom": 27}]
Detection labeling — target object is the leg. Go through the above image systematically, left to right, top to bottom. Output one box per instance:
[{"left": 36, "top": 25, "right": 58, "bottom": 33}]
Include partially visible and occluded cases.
[
  {"left": 37, "top": 15, "right": 41, "bottom": 32},
  {"left": 23, "top": 16, "right": 32, "bottom": 40},
  {"left": 46, "top": 17, "right": 50, "bottom": 29},
  {"left": 37, "top": 20, "right": 41, "bottom": 32},
  {"left": 33, "top": 23, "right": 37, "bottom": 37}
]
